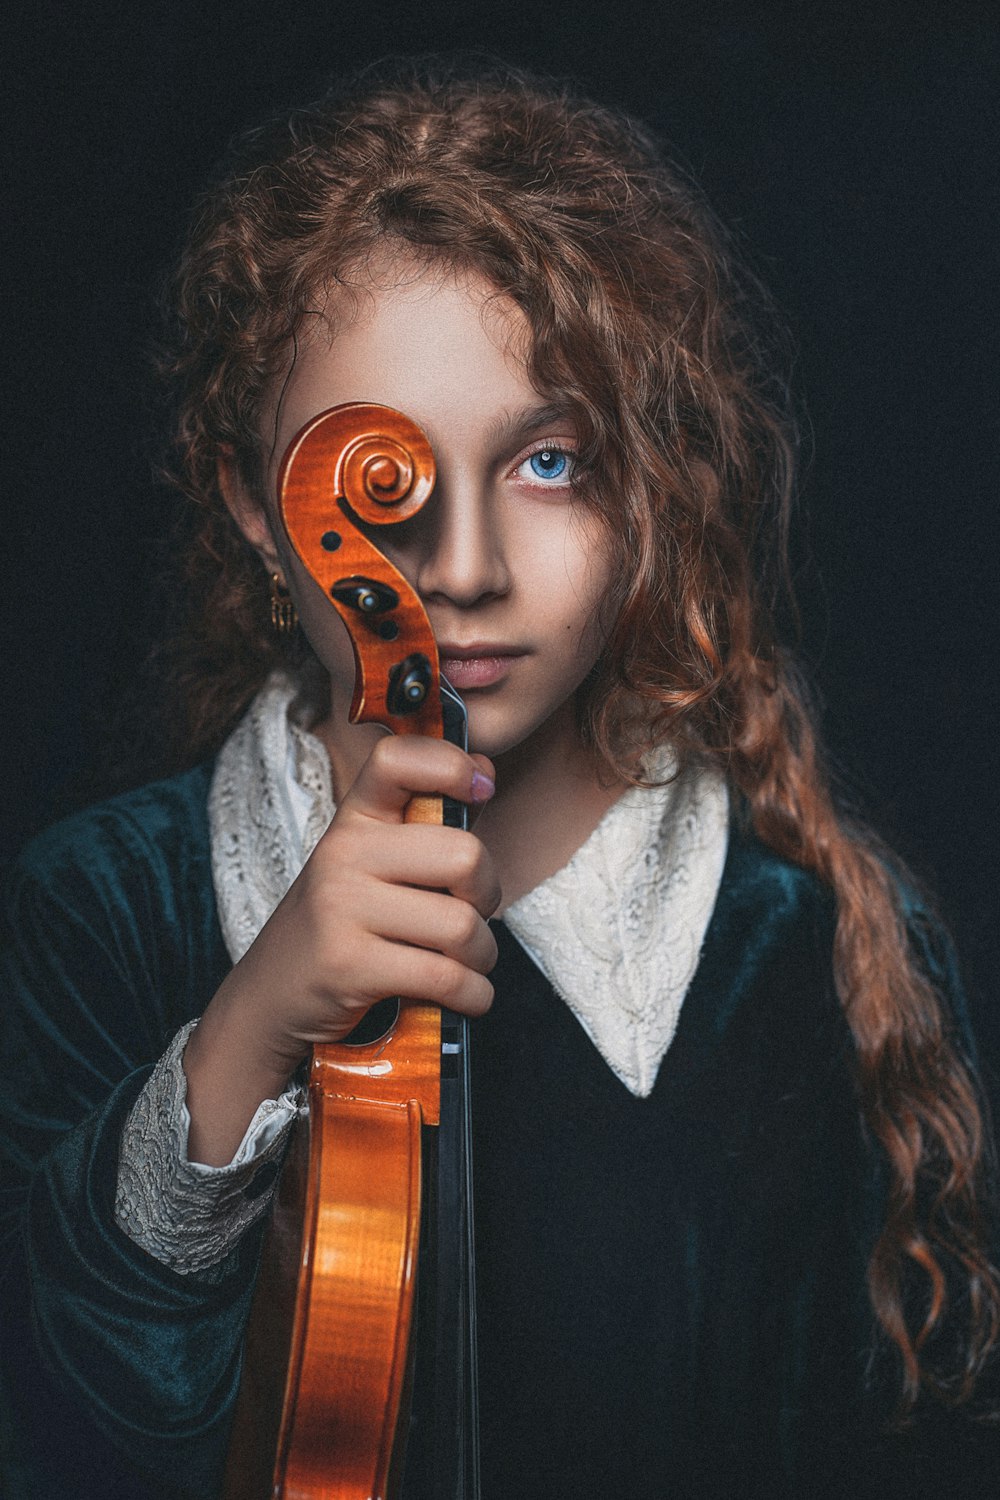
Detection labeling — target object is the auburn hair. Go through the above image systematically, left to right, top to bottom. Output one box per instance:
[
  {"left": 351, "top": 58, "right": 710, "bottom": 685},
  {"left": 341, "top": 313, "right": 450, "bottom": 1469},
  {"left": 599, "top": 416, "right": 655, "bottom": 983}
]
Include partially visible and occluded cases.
[{"left": 156, "top": 57, "right": 998, "bottom": 1411}]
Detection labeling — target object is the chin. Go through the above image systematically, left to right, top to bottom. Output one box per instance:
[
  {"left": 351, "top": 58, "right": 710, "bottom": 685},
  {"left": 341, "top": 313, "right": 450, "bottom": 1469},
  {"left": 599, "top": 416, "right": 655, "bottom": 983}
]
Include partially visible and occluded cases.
[
  {"left": 465, "top": 698, "right": 575, "bottom": 765},
  {"left": 463, "top": 705, "right": 526, "bottom": 758},
  {"left": 466, "top": 726, "right": 522, "bottom": 760}
]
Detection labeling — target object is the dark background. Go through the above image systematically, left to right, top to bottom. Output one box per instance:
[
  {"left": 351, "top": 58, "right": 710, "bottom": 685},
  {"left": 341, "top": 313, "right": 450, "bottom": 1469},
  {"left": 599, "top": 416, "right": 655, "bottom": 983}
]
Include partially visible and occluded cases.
[{"left": 4, "top": 1, "right": 998, "bottom": 1076}]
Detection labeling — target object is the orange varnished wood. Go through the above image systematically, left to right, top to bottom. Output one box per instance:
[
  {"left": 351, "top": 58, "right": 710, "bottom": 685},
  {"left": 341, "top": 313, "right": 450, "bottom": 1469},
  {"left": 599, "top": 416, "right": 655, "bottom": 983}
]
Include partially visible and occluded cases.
[
  {"left": 278, "top": 403, "right": 442, "bottom": 737},
  {"left": 272, "top": 404, "right": 448, "bottom": 1500},
  {"left": 273, "top": 1097, "right": 422, "bottom": 1500}
]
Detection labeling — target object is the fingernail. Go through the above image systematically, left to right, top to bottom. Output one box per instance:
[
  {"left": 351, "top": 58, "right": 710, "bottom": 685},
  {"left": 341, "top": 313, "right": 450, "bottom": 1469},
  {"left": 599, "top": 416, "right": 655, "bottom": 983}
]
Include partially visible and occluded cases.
[{"left": 470, "top": 770, "right": 495, "bottom": 804}]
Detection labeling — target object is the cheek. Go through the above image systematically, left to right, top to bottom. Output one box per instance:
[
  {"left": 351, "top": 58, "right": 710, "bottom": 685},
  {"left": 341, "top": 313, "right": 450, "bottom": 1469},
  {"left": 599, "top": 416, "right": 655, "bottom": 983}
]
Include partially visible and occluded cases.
[{"left": 556, "top": 520, "right": 617, "bottom": 658}]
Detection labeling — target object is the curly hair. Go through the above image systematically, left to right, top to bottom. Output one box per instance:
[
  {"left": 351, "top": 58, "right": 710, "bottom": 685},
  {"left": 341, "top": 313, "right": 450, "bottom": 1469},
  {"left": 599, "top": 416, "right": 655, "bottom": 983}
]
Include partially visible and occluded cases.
[{"left": 157, "top": 56, "right": 998, "bottom": 1412}]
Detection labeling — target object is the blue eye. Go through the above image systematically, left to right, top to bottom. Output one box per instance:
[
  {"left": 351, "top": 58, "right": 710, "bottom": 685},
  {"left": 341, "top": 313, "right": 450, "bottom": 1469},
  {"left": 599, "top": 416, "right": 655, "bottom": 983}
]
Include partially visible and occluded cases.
[{"left": 524, "top": 447, "right": 572, "bottom": 483}]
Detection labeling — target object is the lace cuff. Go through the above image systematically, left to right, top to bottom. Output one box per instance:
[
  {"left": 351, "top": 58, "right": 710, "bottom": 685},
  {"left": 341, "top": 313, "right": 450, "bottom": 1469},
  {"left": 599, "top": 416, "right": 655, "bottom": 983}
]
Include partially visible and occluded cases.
[{"left": 114, "top": 1020, "right": 304, "bottom": 1275}]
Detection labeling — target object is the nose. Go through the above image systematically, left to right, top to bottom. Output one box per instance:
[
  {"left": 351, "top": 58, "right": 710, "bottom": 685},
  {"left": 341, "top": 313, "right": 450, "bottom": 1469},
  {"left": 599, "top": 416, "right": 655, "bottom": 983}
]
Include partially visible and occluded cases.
[{"left": 410, "top": 467, "right": 511, "bottom": 607}]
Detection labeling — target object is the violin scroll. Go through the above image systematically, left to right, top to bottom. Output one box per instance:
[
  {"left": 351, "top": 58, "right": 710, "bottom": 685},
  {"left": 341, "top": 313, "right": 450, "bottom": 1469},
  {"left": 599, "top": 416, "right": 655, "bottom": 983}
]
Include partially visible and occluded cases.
[
  {"left": 278, "top": 402, "right": 441, "bottom": 734},
  {"left": 335, "top": 422, "right": 434, "bottom": 527}
]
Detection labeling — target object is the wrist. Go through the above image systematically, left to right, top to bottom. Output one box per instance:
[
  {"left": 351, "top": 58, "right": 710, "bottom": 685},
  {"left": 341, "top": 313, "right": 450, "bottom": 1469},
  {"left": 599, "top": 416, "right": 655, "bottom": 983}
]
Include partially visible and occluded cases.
[
  {"left": 197, "top": 967, "right": 307, "bottom": 1091},
  {"left": 182, "top": 981, "right": 303, "bottom": 1166}
]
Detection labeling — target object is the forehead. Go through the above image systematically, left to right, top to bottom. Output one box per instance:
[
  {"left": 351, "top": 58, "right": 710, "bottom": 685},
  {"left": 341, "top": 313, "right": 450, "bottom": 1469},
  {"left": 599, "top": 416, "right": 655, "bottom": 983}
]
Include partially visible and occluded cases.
[{"left": 264, "top": 255, "right": 538, "bottom": 479}]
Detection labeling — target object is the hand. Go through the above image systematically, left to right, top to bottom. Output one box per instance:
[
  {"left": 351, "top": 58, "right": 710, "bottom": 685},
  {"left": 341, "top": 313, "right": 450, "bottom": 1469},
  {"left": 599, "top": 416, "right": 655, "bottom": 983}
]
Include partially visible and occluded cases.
[{"left": 183, "top": 735, "right": 499, "bottom": 1163}]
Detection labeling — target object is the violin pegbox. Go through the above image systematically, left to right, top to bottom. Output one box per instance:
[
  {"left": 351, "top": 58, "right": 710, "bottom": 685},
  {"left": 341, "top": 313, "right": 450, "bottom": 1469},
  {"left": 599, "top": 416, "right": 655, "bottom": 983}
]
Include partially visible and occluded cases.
[{"left": 277, "top": 401, "right": 443, "bottom": 737}]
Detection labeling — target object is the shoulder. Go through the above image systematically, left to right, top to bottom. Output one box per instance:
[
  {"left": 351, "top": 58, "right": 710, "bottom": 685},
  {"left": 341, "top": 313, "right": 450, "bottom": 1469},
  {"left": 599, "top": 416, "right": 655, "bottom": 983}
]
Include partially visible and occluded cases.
[
  {"left": 2, "top": 763, "right": 227, "bottom": 1076},
  {"left": 3, "top": 763, "right": 222, "bottom": 988},
  {"left": 10, "top": 763, "right": 215, "bottom": 909},
  {"left": 697, "top": 817, "right": 971, "bottom": 1058},
  {"left": 710, "top": 817, "right": 837, "bottom": 955},
  {"left": 677, "top": 818, "right": 847, "bottom": 1084},
  {"left": 682, "top": 818, "right": 838, "bottom": 1014},
  {"left": 717, "top": 823, "right": 970, "bottom": 1024}
]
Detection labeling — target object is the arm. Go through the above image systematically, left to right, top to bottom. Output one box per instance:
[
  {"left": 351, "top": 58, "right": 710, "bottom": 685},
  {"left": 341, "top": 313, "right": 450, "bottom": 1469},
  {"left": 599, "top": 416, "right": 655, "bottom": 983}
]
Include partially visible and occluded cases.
[
  {"left": 0, "top": 780, "right": 260, "bottom": 1497},
  {"left": 114, "top": 1018, "right": 303, "bottom": 1276}
]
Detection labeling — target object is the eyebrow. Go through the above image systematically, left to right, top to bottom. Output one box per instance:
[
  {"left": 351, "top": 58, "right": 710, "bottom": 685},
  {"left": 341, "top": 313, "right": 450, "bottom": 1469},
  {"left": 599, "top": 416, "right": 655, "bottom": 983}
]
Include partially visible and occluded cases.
[{"left": 484, "top": 401, "right": 577, "bottom": 453}]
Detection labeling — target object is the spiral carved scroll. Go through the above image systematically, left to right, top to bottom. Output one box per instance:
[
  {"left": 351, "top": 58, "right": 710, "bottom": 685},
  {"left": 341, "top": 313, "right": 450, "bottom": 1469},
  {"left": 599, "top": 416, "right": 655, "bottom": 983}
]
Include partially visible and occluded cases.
[
  {"left": 278, "top": 401, "right": 442, "bottom": 735},
  {"left": 337, "top": 427, "right": 434, "bottom": 526}
]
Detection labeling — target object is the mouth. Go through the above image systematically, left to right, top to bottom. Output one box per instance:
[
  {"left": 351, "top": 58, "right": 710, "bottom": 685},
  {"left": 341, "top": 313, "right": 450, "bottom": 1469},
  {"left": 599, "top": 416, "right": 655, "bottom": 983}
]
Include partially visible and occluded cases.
[{"left": 437, "top": 643, "right": 527, "bottom": 691}]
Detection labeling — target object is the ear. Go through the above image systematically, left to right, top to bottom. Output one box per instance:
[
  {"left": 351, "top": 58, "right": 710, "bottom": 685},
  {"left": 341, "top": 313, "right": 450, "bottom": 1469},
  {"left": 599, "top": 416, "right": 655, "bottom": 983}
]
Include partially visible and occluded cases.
[{"left": 216, "top": 447, "right": 284, "bottom": 575}]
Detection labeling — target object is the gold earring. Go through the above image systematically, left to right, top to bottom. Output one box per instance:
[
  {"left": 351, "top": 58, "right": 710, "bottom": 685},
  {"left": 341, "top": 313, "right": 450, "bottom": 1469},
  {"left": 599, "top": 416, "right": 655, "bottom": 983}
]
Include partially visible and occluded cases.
[{"left": 270, "top": 573, "right": 298, "bottom": 633}]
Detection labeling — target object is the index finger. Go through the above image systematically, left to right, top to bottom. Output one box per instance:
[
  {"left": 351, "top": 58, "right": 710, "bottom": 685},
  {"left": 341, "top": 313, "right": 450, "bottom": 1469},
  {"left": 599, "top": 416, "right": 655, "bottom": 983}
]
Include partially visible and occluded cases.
[{"left": 339, "top": 734, "right": 495, "bottom": 826}]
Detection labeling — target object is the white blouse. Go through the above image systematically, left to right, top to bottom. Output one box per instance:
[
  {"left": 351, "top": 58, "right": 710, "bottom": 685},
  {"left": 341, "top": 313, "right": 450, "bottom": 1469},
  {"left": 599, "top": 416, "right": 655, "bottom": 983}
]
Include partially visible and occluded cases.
[{"left": 115, "top": 672, "right": 729, "bottom": 1273}]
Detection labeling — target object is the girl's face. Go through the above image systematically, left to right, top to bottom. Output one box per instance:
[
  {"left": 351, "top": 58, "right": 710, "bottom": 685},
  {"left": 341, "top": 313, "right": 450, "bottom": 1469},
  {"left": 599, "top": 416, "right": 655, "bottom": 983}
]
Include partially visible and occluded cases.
[{"left": 231, "top": 257, "right": 615, "bottom": 766}]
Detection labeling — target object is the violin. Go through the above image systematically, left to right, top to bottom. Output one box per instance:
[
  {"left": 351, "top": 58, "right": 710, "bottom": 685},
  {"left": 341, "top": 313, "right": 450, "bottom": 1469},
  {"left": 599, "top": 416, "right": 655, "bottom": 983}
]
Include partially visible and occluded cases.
[{"left": 267, "top": 403, "right": 480, "bottom": 1500}]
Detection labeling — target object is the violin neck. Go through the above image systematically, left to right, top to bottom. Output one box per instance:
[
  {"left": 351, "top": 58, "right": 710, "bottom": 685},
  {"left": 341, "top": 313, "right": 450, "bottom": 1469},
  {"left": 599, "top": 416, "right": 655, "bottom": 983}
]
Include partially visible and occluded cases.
[
  {"left": 425, "top": 675, "right": 480, "bottom": 1500},
  {"left": 406, "top": 676, "right": 480, "bottom": 1500},
  {"left": 415, "top": 1006, "right": 479, "bottom": 1500}
]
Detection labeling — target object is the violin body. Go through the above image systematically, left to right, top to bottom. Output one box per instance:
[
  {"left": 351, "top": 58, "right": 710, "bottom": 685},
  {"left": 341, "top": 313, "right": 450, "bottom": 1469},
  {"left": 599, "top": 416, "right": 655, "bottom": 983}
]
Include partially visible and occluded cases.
[
  {"left": 270, "top": 405, "right": 478, "bottom": 1500},
  {"left": 274, "top": 1076, "right": 430, "bottom": 1498}
]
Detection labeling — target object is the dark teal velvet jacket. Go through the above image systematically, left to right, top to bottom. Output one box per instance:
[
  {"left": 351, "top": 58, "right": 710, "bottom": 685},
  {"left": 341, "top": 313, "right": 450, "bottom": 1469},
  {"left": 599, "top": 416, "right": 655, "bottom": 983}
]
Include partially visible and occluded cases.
[{"left": 0, "top": 766, "right": 995, "bottom": 1498}]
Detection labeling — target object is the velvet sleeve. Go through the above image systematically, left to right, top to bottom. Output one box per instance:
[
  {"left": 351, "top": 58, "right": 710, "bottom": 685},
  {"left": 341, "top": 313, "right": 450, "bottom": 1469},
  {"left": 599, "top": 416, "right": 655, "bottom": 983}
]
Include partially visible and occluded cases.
[{"left": 0, "top": 769, "right": 259, "bottom": 1500}]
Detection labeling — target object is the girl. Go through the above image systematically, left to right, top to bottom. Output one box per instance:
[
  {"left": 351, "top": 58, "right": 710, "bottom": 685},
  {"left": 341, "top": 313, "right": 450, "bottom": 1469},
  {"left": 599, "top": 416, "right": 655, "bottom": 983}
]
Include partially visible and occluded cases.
[{"left": 1, "top": 57, "right": 997, "bottom": 1500}]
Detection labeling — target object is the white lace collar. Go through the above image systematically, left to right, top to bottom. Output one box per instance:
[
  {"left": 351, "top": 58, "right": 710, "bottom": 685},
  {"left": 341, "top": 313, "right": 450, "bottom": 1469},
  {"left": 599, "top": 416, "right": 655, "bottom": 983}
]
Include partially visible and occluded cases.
[{"left": 208, "top": 671, "right": 729, "bottom": 1098}]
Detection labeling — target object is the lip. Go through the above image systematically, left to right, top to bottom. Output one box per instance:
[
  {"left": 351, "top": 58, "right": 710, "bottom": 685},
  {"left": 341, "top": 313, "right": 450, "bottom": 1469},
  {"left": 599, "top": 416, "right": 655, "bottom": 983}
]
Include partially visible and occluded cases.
[{"left": 437, "top": 642, "right": 526, "bottom": 690}]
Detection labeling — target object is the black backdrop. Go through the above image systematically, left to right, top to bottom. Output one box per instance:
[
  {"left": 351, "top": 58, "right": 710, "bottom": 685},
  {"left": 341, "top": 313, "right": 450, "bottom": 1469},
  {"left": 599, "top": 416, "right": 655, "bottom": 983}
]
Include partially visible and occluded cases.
[{"left": 4, "top": 1, "right": 998, "bottom": 1078}]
